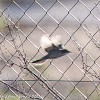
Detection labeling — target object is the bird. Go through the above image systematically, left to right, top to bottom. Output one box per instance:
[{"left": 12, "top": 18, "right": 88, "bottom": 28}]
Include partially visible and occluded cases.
[{"left": 32, "top": 35, "right": 71, "bottom": 64}]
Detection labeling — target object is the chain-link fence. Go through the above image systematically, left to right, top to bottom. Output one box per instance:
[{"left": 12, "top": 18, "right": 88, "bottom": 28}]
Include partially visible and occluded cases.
[{"left": 0, "top": 0, "right": 100, "bottom": 100}]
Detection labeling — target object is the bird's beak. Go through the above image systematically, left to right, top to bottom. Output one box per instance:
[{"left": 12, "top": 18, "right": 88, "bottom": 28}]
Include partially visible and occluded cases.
[{"left": 68, "top": 51, "right": 71, "bottom": 53}]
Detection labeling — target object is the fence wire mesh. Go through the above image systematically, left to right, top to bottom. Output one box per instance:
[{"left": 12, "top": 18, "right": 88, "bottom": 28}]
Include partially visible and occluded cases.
[{"left": 0, "top": 0, "right": 100, "bottom": 100}]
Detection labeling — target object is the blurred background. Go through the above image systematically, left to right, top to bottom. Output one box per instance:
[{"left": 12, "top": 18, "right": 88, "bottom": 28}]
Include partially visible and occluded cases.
[{"left": 0, "top": 0, "right": 100, "bottom": 100}]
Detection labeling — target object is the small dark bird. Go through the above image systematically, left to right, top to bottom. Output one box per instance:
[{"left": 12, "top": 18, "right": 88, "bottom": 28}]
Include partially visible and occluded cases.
[{"left": 32, "top": 35, "right": 71, "bottom": 64}]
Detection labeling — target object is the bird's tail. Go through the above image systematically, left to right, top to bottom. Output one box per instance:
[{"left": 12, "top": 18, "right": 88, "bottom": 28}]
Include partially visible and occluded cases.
[{"left": 32, "top": 57, "right": 47, "bottom": 64}]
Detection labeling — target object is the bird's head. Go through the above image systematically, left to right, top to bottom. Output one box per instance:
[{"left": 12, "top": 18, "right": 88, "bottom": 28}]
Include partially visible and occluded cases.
[{"left": 61, "top": 49, "right": 71, "bottom": 54}]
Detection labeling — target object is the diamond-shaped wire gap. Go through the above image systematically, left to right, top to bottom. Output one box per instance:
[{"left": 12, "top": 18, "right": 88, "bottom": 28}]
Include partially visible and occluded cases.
[
  {"left": 0, "top": 0, "right": 13, "bottom": 13},
  {"left": 13, "top": 0, "right": 35, "bottom": 11},
  {"left": 36, "top": 0, "right": 57, "bottom": 10},
  {"left": 48, "top": 0, "right": 81, "bottom": 38},
  {"left": 58, "top": 0, "right": 79, "bottom": 10},
  {"left": 80, "top": 0, "right": 99, "bottom": 10},
  {"left": 34, "top": 1, "right": 69, "bottom": 36},
  {"left": 48, "top": 1, "right": 68, "bottom": 23},
  {"left": 69, "top": 1, "right": 91, "bottom": 23},
  {"left": 3, "top": 2, "right": 24, "bottom": 22},
  {"left": 25, "top": 2, "right": 46, "bottom": 23},
  {"left": 92, "top": 2, "right": 100, "bottom": 19},
  {"left": 15, "top": 14, "right": 36, "bottom": 36},
  {"left": 38, "top": 14, "right": 58, "bottom": 35},
  {"left": 60, "top": 14, "right": 80, "bottom": 35},
  {"left": 83, "top": 14, "right": 100, "bottom": 36},
  {"left": 0, "top": 16, "right": 5, "bottom": 31},
  {"left": 1, "top": 26, "right": 19, "bottom": 42},
  {"left": 28, "top": 26, "right": 45, "bottom": 52},
  {"left": 1, "top": 27, "right": 20, "bottom": 47},
  {"left": 73, "top": 27, "right": 91, "bottom": 48},
  {"left": 93, "top": 30, "right": 100, "bottom": 46},
  {"left": 9, "top": 31, "right": 26, "bottom": 48},
  {"left": 0, "top": 33, "right": 6, "bottom": 45},
  {"left": 64, "top": 38, "right": 81, "bottom": 61},
  {"left": 17, "top": 39, "right": 40, "bottom": 61},
  {"left": 0, "top": 40, "right": 16, "bottom": 62},
  {"left": 84, "top": 40, "right": 100, "bottom": 60},
  {"left": 0, "top": 46, "right": 17, "bottom": 75},
  {"left": 74, "top": 52, "right": 94, "bottom": 70},
  {"left": 51, "top": 55, "right": 72, "bottom": 73},
  {"left": 87, "top": 55, "right": 100, "bottom": 76},
  {"left": 95, "top": 56, "right": 100, "bottom": 68},
  {"left": 0, "top": 57, "right": 6, "bottom": 72},
  {"left": 39, "top": 62, "right": 64, "bottom": 84},
  {"left": 0, "top": 63, "right": 19, "bottom": 81},
  {"left": 64, "top": 63, "right": 85, "bottom": 82},
  {"left": 87, "top": 64, "right": 100, "bottom": 80},
  {"left": 0, "top": 66, "right": 26, "bottom": 97},
  {"left": 20, "top": 72, "right": 39, "bottom": 90},
  {"left": 52, "top": 76, "right": 76, "bottom": 98},
  {"left": 64, "top": 78, "right": 88, "bottom": 100},
  {"left": 0, "top": 81, "right": 9, "bottom": 94},
  {"left": 30, "top": 81, "right": 50, "bottom": 99},
  {"left": 83, "top": 81, "right": 100, "bottom": 100},
  {"left": 0, "top": 84, "right": 17, "bottom": 99},
  {"left": 65, "top": 88, "right": 86, "bottom": 100},
  {"left": 88, "top": 88, "right": 100, "bottom": 100},
  {"left": 43, "top": 93, "right": 59, "bottom": 100}
]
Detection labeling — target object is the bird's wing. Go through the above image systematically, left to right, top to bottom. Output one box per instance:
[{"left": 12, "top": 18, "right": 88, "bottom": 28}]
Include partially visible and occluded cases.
[
  {"left": 40, "top": 35, "right": 62, "bottom": 53},
  {"left": 51, "top": 35, "right": 63, "bottom": 50},
  {"left": 45, "top": 44, "right": 59, "bottom": 53}
]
